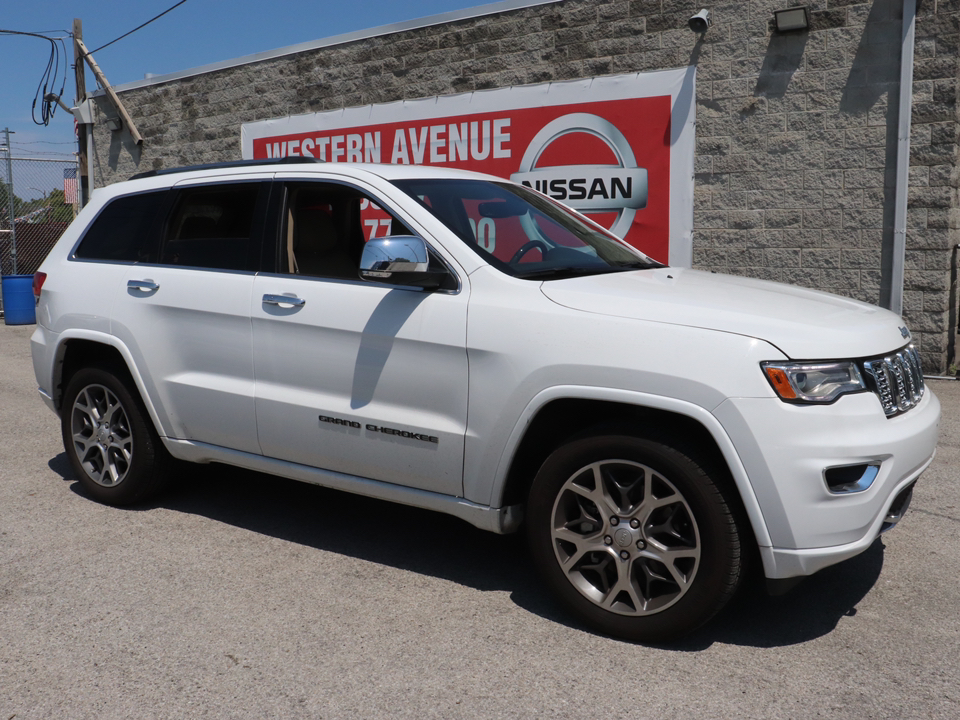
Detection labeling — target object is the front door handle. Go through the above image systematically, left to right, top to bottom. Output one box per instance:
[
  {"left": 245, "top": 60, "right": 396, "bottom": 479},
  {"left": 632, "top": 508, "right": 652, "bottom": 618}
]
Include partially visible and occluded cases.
[
  {"left": 127, "top": 279, "right": 159, "bottom": 291},
  {"left": 263, "top": 294, "right": 306, "bottom": 307}
]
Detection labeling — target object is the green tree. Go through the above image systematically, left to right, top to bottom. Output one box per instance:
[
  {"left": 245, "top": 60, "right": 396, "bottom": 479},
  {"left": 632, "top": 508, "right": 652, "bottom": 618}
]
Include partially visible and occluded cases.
[
  {"left": 0, "top": 182, "right": 25, "bottom": 224},
  {"left": 1, "top": 184, "right": 73, "bottom": 225},
  {"left": 44, "top": 188, "right": 74, "bottom": 222}
]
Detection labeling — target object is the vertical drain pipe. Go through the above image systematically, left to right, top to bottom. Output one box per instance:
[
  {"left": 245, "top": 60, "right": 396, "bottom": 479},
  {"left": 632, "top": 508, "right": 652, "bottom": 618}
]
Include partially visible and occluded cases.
[
  {"left": 890, "top": 0, "right": 917, "bottom": 316},
  {"left": 86, "top": 125, "right": 95, "bottom": 201}
]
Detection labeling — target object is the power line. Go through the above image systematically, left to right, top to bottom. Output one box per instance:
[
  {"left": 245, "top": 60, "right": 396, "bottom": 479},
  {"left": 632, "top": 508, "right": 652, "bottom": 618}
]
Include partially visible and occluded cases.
[
  {"left": 88, "top": 0, "right": 191, "bottom": 54},
  {"left": 0, "top": 29, "right": 68, "bottom": 126},
  {"left": 0, "top": 29, "right": 69, "bottom": 38},
  {"left": 23, "top": 29, "right": 72, "bottom": 36},
  {"left": 7, "top": 149, "right": 77, "bottom": 158}
]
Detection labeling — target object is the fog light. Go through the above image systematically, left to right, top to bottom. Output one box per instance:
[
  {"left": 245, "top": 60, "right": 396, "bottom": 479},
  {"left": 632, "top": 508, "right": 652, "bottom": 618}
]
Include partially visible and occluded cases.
[{"left": 823, "top": 463, "right": 880, "bottom": 494}]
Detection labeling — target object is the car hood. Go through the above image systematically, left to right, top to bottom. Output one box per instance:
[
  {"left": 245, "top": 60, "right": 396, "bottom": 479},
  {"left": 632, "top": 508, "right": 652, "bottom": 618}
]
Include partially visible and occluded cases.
[{"left": 539, "top": 267, "right": 910, "bottom": 359}]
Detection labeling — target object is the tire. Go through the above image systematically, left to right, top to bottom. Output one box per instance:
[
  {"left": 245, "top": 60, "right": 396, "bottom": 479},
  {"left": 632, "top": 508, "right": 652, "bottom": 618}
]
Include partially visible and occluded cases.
[
  {"left": 61, "top": 365, "right": 170, "bottom": 506},
  {"left": 526, "top": 432, "right": 743, "bottom": 643}
]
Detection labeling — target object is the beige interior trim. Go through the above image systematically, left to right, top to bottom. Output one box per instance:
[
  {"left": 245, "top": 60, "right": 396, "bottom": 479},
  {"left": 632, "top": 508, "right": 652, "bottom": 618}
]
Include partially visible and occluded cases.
[{"left": 286, "top": 191, "right": 298, "bottom": 274}]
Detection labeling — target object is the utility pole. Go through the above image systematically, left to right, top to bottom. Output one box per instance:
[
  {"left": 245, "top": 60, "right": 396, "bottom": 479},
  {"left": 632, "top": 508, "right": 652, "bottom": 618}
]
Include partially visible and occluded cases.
[
  {"left": 73, "top": 18, "right": 89, "bottom": 208},
  {"left": 2, "top": 128, "right": 18, "bottom": 274}
]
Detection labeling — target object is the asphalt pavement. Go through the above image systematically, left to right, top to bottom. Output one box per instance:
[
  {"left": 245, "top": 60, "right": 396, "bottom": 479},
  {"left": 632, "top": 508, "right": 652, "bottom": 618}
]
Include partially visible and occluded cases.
[{"left": 1, "top": 321, "right": 958, "bottom": 719}]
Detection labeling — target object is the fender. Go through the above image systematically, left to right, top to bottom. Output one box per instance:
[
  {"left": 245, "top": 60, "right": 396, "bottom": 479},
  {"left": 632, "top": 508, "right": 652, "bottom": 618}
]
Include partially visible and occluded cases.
[
  {"left": 49, "top": 328, "right": 172, "bottom": 441},
  {"left": 490, "top": 384, "right": 774, "bottom": 550}
]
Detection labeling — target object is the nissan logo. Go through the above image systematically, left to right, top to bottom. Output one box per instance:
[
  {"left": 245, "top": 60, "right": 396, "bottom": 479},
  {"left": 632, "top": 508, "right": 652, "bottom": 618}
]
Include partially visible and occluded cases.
[{"left": 510, "top": 113, "right": 648, "bottom": 238}]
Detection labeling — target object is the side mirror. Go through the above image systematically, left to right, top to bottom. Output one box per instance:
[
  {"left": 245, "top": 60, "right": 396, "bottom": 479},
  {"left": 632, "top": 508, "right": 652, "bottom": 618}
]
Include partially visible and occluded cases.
[{"left": 359, "top": 235, "right": 447, "bottom": 289}]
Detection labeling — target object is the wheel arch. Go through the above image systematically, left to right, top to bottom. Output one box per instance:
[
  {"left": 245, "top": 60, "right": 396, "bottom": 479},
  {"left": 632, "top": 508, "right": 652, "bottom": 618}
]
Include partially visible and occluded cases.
[
  {"left": 53, "top": 331, "right": 167, "bottom": 438},
  {"left": 494, "top": 388, "right": 773, "bottom": 550}
]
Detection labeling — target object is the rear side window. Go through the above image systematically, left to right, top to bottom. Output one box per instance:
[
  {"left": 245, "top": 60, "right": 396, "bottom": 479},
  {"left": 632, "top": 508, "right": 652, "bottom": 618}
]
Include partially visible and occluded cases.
[
  {"left": 161, "top": 183, "right": 264, "bottom": 271},
  {"left": 74, "top": 190, "right": 167, "bottom": 262}
]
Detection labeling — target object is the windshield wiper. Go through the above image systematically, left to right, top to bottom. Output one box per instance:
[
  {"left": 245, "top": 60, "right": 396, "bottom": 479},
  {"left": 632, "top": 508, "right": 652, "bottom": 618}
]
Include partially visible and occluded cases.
[
  {"left": 611, "top": 260, "right": 664, "bottom": 269},
  {"left": 515, "top": 261, "right": 661, "bottom": 280},
  {"left": 515, "top": 265, "right": 633, "bottom": 280}
]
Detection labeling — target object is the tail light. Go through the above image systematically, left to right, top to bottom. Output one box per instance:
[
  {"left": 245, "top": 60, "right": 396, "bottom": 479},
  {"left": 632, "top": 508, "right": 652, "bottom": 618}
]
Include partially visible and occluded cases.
[{"left": 33, "top": 272, "right": 47, "bottom": 301}]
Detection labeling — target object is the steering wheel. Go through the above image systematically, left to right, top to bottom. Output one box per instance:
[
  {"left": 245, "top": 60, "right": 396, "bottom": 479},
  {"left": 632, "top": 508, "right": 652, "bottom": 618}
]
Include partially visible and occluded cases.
[{"left": 510, "top": 240, "right": 549, "bottom": 264}]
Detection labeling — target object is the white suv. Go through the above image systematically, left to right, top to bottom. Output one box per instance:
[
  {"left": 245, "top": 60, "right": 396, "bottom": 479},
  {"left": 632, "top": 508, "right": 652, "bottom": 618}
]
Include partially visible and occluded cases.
[{"left": 31, "top": 158, "right": 940, "bottom": 642}]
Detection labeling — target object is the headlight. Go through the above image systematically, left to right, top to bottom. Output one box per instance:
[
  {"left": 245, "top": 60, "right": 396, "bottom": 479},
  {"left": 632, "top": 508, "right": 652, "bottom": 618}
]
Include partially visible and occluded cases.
[{"left": 761, "top": 361, "right": 866, "bottom": 404}]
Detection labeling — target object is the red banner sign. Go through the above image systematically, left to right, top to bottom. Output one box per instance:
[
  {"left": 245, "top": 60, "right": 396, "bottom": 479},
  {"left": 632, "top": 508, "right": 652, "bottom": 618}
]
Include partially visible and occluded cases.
[{"left": 243, "top": 70, "right": 695, "bottom": 265}]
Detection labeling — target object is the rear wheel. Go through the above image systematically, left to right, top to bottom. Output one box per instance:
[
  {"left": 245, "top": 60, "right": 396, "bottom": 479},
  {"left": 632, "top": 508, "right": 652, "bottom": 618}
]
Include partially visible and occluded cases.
[
  {"left": 61, "top": 366, "right": 170, "bottom": 506},
  {"left": 526, "top": 432, "right": 743, "bottom": 643}
]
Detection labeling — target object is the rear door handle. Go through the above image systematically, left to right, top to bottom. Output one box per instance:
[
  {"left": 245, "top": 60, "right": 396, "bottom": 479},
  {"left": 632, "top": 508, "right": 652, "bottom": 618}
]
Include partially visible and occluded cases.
[
  {"left": 127, "top": 279, "right": 159, "bottom": 291},
  {"left": 263, "top": 294, "right": 306, "bottom": 307}
]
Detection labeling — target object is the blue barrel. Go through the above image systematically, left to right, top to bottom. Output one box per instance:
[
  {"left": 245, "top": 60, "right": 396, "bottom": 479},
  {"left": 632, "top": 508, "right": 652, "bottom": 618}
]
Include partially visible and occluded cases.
[{"left": 1, "top": 274, "right": 37, "bottom": 325}]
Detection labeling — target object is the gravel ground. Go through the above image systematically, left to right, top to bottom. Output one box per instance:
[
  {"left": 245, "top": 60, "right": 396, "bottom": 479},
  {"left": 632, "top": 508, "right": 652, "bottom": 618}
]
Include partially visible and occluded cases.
[{"left": 1, "top": 321, "right": 958, "bottom": 719}]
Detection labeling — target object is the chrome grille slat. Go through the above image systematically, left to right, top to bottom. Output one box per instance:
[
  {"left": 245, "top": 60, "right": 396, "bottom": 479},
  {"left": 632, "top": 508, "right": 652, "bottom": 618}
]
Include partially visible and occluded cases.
[
  {"left": 862, "top": 344, "right": 924, "bottom": 418},
  {"left": 908, "top": 346, "right": 924, "bottom": 402},
  {"left": 904, "top": 353, "right": 920, "bottom": 403}
]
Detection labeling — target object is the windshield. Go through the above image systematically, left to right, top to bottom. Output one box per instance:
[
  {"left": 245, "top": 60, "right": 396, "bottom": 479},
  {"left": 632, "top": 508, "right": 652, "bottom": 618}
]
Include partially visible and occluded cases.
[{"left": 392, "top": 179, "right": 662, "bottom": 279}]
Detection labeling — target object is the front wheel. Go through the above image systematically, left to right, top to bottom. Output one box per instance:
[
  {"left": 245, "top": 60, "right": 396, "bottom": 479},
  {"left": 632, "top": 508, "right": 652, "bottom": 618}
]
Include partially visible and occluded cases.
[
  {"left": 61, "top": 366, "right": 170, "bottom": 506},
  {"left": 526, "top": 433, "right": 743, "bottom": 643}
]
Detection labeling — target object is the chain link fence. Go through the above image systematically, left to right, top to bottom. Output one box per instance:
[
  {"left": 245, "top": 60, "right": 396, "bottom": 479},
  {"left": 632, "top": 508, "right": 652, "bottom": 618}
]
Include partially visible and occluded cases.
[{"left": 1, "top": 152, "right": 79, "bottom": 318}]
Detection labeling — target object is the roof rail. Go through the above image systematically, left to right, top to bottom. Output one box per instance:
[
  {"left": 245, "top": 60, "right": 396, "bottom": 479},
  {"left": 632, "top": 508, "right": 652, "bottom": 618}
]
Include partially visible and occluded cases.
[{"left": 130, "top": 156, "right": 324, "bottom": 180}]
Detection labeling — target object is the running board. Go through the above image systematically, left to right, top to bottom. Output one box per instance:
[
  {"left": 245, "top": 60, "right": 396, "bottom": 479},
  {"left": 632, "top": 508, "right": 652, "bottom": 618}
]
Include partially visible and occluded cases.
[{"left": 162, "top": 437, "right": 524, "bottom": 534}]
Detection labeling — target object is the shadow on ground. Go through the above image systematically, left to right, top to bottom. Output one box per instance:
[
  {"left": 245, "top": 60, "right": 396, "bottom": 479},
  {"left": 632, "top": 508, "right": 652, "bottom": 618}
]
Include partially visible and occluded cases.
[
  {"left": 49, "top": 454, "right": 883, "bottom": 649},
  {"left": 674, "top": 539, "right": 883, "bottom": 650}
]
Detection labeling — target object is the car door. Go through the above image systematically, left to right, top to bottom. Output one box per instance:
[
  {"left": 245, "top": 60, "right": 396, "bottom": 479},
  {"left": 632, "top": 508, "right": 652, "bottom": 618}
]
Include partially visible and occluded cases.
[
  {"left": 110, "top": 177, "right": 271, "bottom": 454},
  {"left": 251, "top": 178, "right": 469, "bottom": 496}
]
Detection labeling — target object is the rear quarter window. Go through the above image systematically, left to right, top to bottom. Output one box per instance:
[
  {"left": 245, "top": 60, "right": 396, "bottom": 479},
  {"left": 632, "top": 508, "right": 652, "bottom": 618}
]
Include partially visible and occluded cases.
[{"left": 74, "top": 190, "right": 167, "bottom": 262}]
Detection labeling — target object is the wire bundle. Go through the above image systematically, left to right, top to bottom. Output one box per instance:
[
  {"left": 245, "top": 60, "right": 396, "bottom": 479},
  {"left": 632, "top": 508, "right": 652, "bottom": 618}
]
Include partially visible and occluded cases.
[
  {"left": 2, "top": 1, "right": 192, "bottom": 129},
  {"left": 0, "top": 29, "right": 69, "bottom": 126}
]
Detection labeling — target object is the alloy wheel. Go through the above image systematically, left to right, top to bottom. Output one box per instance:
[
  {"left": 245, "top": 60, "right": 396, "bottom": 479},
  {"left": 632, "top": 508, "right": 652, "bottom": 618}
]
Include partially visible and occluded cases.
[
  {"left": 70, "top": 384, "right": 134, "bottom": 487},
  {"left": 550, "top": 459, "right": 701, "bottom": 615}
]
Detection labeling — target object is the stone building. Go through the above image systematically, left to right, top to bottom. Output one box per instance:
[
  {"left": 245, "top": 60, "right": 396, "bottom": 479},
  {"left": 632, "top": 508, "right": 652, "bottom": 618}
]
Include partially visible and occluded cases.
[{"left": 89, "top": 0, "right": 959, "bottom": 372}]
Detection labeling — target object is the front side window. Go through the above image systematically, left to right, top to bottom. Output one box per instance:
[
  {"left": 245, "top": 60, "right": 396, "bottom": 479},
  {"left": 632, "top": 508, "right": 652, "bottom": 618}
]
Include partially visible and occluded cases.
[
  {"left": 392, "top": 179, "right": 660, "bottom": 280},
  {"left": 280, "top": 182, "right": 415, "bottom": 280},
  {"left": 161, "top": 183, "right": 263, "bottom": 270},
  {"left": 74, "top": 190, "right": 167, "bottom": 262}
]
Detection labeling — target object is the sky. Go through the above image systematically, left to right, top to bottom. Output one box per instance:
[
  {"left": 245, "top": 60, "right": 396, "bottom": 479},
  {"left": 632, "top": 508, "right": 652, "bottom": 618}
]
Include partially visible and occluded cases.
[{"left": 1, "top": 0, "right": 494, "bottom": 196}]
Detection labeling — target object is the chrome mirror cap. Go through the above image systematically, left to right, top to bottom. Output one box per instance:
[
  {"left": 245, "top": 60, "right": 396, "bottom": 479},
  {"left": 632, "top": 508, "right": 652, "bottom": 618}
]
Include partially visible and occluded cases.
[
  {"left": 359, "top": 235, "right": 429, "bottom": 279},
  {"left": 359, "top": 235, "right": 447, "bottom": 289}
]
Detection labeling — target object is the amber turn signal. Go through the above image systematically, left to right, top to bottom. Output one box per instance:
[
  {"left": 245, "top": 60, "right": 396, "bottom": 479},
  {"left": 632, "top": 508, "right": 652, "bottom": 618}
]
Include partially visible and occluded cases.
[{"left": 764, "top": 366, "right": 798, "bottom": 399}]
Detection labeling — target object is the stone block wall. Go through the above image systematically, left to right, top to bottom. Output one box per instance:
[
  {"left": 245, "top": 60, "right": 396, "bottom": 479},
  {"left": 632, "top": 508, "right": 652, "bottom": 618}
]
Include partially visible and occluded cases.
[
  {"left": 93, "top": 0, "right": 959, "bottom": 371},
  {"left": 908, "top": 0, "right": 959, "bottom": 372}
]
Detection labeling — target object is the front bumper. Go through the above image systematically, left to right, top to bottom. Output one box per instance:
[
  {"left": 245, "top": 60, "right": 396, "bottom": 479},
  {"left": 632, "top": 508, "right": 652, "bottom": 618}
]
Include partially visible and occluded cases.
[{"left": 714, "top": 388, "right": 940, "bottom": 579}]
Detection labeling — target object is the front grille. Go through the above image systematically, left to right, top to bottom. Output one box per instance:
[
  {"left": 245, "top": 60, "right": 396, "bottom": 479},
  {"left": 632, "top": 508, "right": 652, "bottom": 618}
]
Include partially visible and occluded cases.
[{"left": 862, "top": 344, "right": 924, "bottom": 418}]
